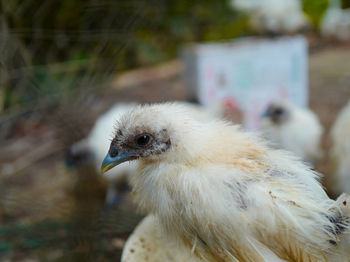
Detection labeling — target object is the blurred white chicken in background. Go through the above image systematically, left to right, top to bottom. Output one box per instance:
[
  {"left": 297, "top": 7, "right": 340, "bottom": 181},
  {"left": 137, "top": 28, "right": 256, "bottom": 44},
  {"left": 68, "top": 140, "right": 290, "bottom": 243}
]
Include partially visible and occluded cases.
[
  {"left": 232, "top": 0, "right": 310, "bottom": 34},
  {"left": 321, "top": 0, "right": 350, "bottom": 41},
  {"left": 330, "top": 100, "right": 350, "bottom": 195},
  {"left": 260, "top": 101, "right": 324, "bottom": 166},
  {"left": 67, "top": 102, "right": 221, "bottom": 205},
  {"left": 67, "top": 103, "right": 138, "bottom": 205},
  {"left": 102, "top": 103, "right": 350, "bottom": 262}
]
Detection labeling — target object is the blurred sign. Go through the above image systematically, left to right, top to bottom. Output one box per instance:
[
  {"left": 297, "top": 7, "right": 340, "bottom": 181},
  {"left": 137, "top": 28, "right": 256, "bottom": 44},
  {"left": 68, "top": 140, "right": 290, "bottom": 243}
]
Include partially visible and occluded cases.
[{"left": 182, "top": 36, "right": 308, "bottom": 130}]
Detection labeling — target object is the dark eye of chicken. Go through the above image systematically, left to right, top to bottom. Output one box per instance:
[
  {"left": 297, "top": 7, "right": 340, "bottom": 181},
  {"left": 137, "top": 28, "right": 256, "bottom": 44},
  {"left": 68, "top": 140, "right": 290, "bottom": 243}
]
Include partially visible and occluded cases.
[
  {"left": 274, "top": 108, "right": 283, "bottom": 116},
  {"left": 135, "top": 134, "right": 151, "bottom": 147},
  {"left": 109, "top": 147, "right": 119, "bottom": 157}
]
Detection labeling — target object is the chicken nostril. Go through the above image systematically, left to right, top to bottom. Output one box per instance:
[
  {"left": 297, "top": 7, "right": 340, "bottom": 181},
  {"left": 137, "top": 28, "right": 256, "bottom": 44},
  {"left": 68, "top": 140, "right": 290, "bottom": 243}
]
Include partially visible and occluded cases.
[{"left": 109, "top": 147, "right": 118, "bottom": 158}]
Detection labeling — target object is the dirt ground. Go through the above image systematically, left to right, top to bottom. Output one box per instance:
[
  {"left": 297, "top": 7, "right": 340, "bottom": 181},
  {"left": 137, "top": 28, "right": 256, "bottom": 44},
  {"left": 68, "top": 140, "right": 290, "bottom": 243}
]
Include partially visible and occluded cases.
[{"left": 0, "top": 43, "right": 350, "bottom": 261}]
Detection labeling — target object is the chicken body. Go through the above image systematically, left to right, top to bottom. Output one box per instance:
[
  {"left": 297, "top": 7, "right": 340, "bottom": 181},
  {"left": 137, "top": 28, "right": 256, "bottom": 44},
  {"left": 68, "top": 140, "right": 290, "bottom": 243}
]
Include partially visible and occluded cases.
[
  {"left": 330, "top": 100, "right": 350, "bottom": 195},
  {"left": 260, "top": 102, "right": 323, "bottom": 166},
  {"left": 103, "top": 103, "right": 350, "bottom": 262},
  {"left": 122, "top": 215, "right": 201, "bottom": 262}
]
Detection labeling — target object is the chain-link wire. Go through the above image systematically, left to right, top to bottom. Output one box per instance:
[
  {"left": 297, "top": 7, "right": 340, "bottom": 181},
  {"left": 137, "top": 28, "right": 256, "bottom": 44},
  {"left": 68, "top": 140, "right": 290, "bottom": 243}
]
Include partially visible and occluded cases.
[{"left": 0, "top": 0, "right": 247, "bottom": 115}]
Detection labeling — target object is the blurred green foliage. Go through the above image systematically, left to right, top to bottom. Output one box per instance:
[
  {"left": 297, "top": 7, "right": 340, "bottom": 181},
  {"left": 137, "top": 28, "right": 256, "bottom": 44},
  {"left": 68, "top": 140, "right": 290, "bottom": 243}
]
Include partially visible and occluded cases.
[
  {"left": 1, "top": 0, "right": 248, "bottom": 111},
  {"left": 1, "top": 0, "right": 350, "bottom": 112},
  {"left": 303, "top": 0, "right": 329, "bottom": 28},
  {"left": 303, "top": 0, "right": 350, "bottom": 28},
  {"left": 343, "top": 0, "right": 350, "bottom": 8}
]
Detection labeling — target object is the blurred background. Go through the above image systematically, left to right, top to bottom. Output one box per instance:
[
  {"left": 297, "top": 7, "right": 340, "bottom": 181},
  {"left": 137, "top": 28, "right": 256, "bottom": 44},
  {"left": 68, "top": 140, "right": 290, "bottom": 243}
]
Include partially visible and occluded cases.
[{"left": 1, "top": 0, "right": 350, "bottom": 261}]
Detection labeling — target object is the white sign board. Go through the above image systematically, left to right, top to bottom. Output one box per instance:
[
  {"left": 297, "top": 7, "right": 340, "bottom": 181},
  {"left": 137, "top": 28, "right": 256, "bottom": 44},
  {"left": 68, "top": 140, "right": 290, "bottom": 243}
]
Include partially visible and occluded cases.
[{"left": 182, "top": 36, "right": 308, "bottom": 130}]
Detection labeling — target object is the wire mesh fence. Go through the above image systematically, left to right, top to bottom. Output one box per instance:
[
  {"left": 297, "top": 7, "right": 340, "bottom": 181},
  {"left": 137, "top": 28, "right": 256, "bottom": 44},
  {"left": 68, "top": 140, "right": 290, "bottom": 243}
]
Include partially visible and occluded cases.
[
  {"left": 0, "top": 0, "right": 248, "bottom": 115},
  {"left": 1, "top": 0, "right": 350, "bottom": 261},
  {"left": 0, "top": 1, "right": 246, "bottom": 261}
]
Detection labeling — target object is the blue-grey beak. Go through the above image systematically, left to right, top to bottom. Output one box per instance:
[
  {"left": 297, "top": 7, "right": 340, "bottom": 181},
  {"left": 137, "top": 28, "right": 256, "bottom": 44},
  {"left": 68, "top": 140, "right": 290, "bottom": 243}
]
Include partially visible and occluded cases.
[
  {"left": 261, "top": 110, "right": 270, "bottom": 118},
  {"left": 101, "top": 151, "right": 136, "bottom": 175}
]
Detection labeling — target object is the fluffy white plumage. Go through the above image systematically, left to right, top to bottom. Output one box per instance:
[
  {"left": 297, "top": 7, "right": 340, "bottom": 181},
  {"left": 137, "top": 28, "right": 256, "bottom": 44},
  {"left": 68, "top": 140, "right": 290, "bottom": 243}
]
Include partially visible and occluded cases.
[
  {"left": 232, "top": 0, "right": 309, "bottom": 34},
  {"left": 321, "top": 0, "right": 350, "bottom": 41},
  {"left": 330, "top": 100, "right": 350, "bottom": 195},
  {"left": 260, "top": 101, "right": 324, "bottom": 166},
  {"left": 70, "top": 102, "right": 219, "bottom": 204},
  {"left": 104, "top": 103, "right": 350, "bottom": 262}
]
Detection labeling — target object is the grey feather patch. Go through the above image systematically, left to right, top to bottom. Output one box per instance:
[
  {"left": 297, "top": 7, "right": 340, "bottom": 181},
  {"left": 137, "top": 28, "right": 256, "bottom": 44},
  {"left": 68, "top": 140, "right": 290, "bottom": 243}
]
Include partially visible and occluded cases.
[{"left": 224, "top": 181, "right": 248, "bottom": 210}]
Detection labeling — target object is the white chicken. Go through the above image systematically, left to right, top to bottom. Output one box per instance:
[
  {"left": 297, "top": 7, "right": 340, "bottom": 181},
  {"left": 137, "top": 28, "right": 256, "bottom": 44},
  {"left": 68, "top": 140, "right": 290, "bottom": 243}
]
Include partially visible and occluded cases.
[
  {"left": 232, "top": 0, "right": 309, "bottom": 34},
  {"left": 321, "top": 0, "right": 350, "bottom": 41},
  {"left": 330, "top": 100, "right": 350, "bottom": 195},
  {"left": 260, "top": 101, "right": 324, "bottom": 166},
  {"left": 68, "top": 102, "right": 220, "bottom": 205},
  {"left": 102, "top": 102, "right": 350, "bottom": 262},
  {"left": 67, "top": 103, "right": 137, "bottom": 205}
]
